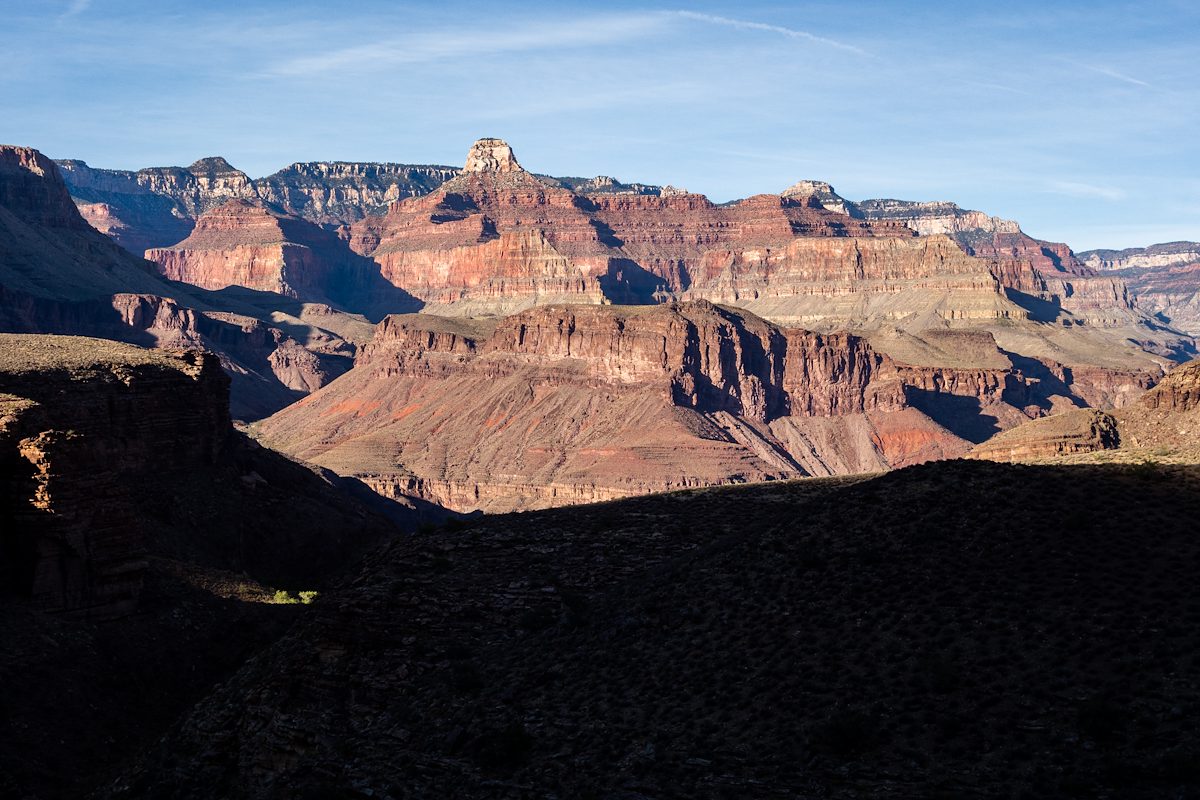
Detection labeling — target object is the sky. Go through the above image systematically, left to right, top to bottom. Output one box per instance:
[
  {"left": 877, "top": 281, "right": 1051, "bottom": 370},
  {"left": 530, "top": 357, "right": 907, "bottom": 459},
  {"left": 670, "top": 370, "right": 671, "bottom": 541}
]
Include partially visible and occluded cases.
[{"left": 1, "top": 0, "right": 1197, "bottom": 250}]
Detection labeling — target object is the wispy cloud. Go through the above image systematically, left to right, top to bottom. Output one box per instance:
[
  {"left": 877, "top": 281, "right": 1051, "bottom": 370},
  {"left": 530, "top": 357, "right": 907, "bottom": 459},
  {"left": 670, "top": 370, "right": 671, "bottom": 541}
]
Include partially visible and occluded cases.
[
  {"left": 59, "top": 0, "right": 91, "bottom": 20},
  {"left": 672, "top": 10, "right": 868, "bottom": 56},
  {"left": 267, "top": 13, "right": 667, "bottom": 77},
  {"left": 1062, "top": 58, "right": 1154, "bottom": 88},
  {"left": 959, "top": 80, "right": 1036, "bottom": 97},
  {"left": 1046, "top": 180, "right": 1126, "bottom": 201}
]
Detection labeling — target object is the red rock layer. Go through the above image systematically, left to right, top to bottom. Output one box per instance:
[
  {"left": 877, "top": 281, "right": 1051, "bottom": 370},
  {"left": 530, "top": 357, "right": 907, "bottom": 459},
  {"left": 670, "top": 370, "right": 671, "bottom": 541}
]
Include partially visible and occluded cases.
[
  {"left": 348, "top": 140, "right": 918, "bottom": 313},
  {"left": 0, "top": 146, "right": 359, "bottom": 419},
  {"left": 147, "top": 200, "right": 342, "bottom": 298},
  {"left": 965, "top": 232, "right": 1138, "bottom": 323},
  {"left": 263, "top": 302, "right": 1079, "bottom": 512}
]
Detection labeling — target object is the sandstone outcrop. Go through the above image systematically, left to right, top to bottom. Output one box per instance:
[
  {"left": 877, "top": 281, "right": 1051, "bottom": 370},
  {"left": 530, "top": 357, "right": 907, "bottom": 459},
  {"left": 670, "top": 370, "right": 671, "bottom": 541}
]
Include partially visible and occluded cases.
[
  {"left": 349, "top": 138, "right": 925, "bottom": 316},
  {"left": 55, "top": 141, "right": 1190, "bottom": 384},
  {"left": 1, "top": 145, "right": 373, "bottom": 418},
  {"left": 56, "top": 155, "right": 461, "bottom": 253},
  {"left": 253, "top": 161, "right": 459, "bottom": 227},
  {"left": 853, "top": 197, "right": 1147, "bottom": 325},
  {"left": 143, "top": 198, "right": 417, "bottom": 317},
  {"left": 855, "top": 198, "right": 1021, "bottom": 238},
  {"left": 1079, "top": 241, "right": 1200, "bottom": 272},
  {"left": 1077, "top": 242, "right": 1200, "bottom": 335},
  {"left": 258, "top": 299, "right": 1152, "bottom": 512},
  {"left": 969, "top": 358, "right": 1200, "bottom": 463},
  {"left": 966, "top": 408, "right": 1121, "bottom": 462}
]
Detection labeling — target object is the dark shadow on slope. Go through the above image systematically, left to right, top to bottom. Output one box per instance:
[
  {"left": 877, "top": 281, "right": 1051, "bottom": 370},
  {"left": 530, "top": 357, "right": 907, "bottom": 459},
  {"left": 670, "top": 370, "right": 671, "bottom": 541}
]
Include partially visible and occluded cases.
[
  {"left": 597, "top": 258, "right": 667, "bottom": 306},
  {"left": 0, "top": 284, "right": 157, "bottom": 346},
  {"left": 1004, "top": 288, "right": 1066, "bottom": 323},
  {"left": 1000, "top": 350, "right": 1086, "bottom": 412},
  {"left": 904, "top": 388, "right": 1004, "bottom": 443},
  {"left": 86, "top": 459, "right": 1200, "bottom": 799}
]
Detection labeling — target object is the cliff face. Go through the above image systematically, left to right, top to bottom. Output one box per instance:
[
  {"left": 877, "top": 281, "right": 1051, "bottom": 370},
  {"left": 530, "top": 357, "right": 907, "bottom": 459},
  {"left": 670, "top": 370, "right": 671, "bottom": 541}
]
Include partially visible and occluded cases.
[
  {"left": 349, "top": 139, "right": 918, "bottom": 315},
  {"left": 54, "top": 140, "right": 1189, "bottom": 381},
  {"left": 1, "top": 145, "right": 368, "bottom": 419},
  {"left": 54, "top": 156, "right": 256, "bottom": 252},
  {"left": 56, "top": 156, "right": 461, "bottom": 253},
  {"left": 253, "top": 161, "right": 459, "bottom": 227},
  {"left": 854, "top": 198, "right": 1143, "bottom": 324},
  {"left": 855, "top": 198, "right": 1021, "bottom": 238},
  {"left": 1079, "top": 241, "right": 1200, "bottom": 271},
  {"left": 1076, "top": 243, "right": 1200, "bottom": 335},
  {"left": 260, "top": 299, "right": 1155, "bottom": 513},
  {"left": 259, "top": 302, "right": 963, "bottom": 512},
  {"left": 0, "top": 332, "right": 440, "bottom": 799},
  {"left": 0, "top": 336, "right": 230, "bottom": 613},
  {"left": 968, "top": 358, "right": 1200, "bottom": 463}
]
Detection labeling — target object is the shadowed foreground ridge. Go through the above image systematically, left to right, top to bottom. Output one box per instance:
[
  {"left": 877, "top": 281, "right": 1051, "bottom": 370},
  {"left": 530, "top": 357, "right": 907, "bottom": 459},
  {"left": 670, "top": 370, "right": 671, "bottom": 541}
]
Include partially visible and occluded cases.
[
  {"left": 0, "top": 333, "right": 423, "bottom": 798},
  {"left": 107, "top": 459, "right": 1200, "bottom": 799}
]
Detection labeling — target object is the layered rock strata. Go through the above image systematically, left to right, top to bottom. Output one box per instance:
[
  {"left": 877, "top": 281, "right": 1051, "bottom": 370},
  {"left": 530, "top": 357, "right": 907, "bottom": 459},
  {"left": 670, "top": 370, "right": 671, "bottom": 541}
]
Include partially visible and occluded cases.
[
  {"left": 1, "top": 145, "right": 370, "bottom": 418},
  {"left": 56, "top": 156, "right": 462, "bottom": 253},
  {"left": 1077, "top": 243, "right": 1200, "bottom": 335},
  {"left": 258, "top": 300, "right": 1154, "bottom": 513},
  {"left": 969, "top": 358, "right": 1200, "bottom": 463}
]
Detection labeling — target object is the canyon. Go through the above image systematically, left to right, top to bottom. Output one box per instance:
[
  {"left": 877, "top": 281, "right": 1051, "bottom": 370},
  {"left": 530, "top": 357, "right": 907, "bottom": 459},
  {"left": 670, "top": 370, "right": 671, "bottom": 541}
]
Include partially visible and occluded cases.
[
  {"left": 2, "top": 133, "right": 1198, "bottom": 799},
  {"left": 7, "top": 136, "right": 1194, "bottom": 510},
  {"left": 0, "top": 145, "right": 389, "bottom": 418},
  {"left": 1078, "top": 241, "right": 1200, "bottom": 335},
  {"left": 255, "top": 301, "right": 974, "bottom": 511},
  {"left": 968, "top": 355, "right": 1200, "bottom": 464}
]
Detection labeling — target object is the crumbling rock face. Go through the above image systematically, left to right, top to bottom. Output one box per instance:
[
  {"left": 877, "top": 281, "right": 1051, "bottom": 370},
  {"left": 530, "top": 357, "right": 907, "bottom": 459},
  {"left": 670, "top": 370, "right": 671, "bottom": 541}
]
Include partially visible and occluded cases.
[
  {"left": 1, "top": 146, "right": 365, "bottom": 418},
  {"left": 56, "top": 155, "right": 462, "bottom": 253},
  {"left": 1077, "top": 243, "right": 1200, "bottom": 335},
  {"left": 264, "top": 302, "right": 1093, "bottom": 512},
  {"left": 0, "top": 336, "right": 229, "bottom": 613},
  {"left": 1139, "top": 358, "right": 1200, "bottom": 412},
  {"left": 966, "top": 409, "right": 1121, "bottom": 462}
]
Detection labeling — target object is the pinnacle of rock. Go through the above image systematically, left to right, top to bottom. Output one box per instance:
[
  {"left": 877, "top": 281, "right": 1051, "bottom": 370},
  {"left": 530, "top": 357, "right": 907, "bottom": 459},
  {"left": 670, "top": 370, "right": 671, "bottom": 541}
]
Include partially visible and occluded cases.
[
  {"left": 462, "top": 138, "right": 523, "bottom": 173},
  {"left": 782, "top": 179, "right": 836, "bottom": 199}
]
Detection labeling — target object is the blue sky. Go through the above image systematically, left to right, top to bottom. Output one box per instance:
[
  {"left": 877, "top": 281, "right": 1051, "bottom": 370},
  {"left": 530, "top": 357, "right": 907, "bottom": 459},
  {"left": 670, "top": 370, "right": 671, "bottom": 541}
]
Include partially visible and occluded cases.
[{"left": 2, "top": 0, "right": 1197, "bottom": 250}]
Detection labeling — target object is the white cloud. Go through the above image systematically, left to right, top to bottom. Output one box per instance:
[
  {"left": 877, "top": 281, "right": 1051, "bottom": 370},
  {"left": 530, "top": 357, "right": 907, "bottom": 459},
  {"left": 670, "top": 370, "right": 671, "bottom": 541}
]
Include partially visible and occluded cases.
[
  {"left": 60, "top": 0, "right": 91, "bottom": 19},
  {"left": 672, "top": 10, "right": 868, "bottom": 55},
  {"left": 266, "top": 13, "right": 668, "bottom": 77},
  {"left": 1062, "top": 59, "right": 1154, "bottom": 88},
  {"left": 1046, "top": 180, "right": 1126, "bottom": 201}
]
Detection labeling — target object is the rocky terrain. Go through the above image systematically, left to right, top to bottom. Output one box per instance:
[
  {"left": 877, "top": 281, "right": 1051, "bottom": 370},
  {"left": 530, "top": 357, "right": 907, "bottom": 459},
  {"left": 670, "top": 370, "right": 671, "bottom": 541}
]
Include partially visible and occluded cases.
[
  {"left": 11, "top": 137, "right": 1195, "bottom": 506},
  {"left": 1, "top": 145, "right": 385, "bottom": 418},
  {"left": 56, "top": 150, "right": 667, "bottom": 256},
  {"left": 56, "top": 156, "right": 461, "bottom": 252},
  {"left": 144, "top": 198, "right": 420, "bottom": 318},
  {"left": 1079, "top": 241, "right": 1200, "bottom": 272},
  {"left": 1076, "top": 242, "right": 1200, "bottom": 335},
  {"left": 253, "top": 299, "right": 1170, "bottom": 512},
  {"left": 255, "top": 301, "right": 972, "bottom": 511},
  {"left": 0, "top": 332, "right": 429, "bottom": 798},
  {"left": 970, "top": 356, "right": 1200, "bottom": 464},
  {"left": 93, "top": 457, "right": 1200, "bottom": 799}
]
